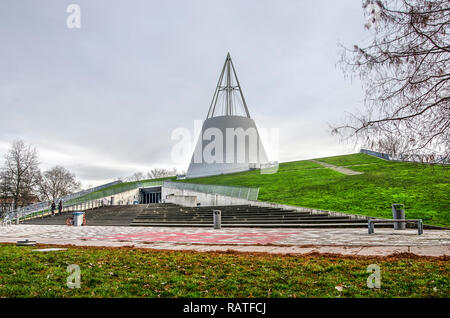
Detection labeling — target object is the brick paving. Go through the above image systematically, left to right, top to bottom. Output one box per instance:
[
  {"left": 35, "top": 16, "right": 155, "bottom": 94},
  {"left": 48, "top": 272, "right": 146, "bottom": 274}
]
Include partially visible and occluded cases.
[{"left": 0, "top": 225, "right": 448, "bottom": 256}]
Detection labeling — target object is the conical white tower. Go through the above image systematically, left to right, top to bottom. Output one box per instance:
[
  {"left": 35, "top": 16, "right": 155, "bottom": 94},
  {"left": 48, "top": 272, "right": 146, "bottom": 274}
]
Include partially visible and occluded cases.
[{"left": 186, "top": 53, "right": 269, "bottom": 179}]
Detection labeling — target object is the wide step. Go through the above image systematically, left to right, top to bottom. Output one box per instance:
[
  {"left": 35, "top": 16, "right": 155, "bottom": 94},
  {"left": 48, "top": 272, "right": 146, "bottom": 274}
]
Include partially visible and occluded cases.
[
  {"left": 23, "top": 203, "right": 368, "bottom": 229},
  {"left": 130, "top": 223, "right": 369, "bottom": 228}
]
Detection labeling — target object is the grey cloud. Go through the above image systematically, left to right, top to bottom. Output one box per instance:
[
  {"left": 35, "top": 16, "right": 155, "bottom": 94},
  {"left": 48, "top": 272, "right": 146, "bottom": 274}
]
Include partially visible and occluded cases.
[{"left": 0, "top": 0, "right": 368, "bottom": 186}]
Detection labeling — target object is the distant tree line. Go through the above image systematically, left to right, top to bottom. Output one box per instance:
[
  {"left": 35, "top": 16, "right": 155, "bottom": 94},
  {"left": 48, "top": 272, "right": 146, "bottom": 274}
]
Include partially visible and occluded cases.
[{"left": 124, "top": 168, "right": 184, "bottom": 182}]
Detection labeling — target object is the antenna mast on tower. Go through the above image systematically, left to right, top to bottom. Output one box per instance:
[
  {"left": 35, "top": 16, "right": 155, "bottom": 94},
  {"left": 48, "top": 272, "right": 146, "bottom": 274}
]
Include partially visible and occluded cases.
[{"left": 207, "top": 53, "right": 251, "bottom": 119}]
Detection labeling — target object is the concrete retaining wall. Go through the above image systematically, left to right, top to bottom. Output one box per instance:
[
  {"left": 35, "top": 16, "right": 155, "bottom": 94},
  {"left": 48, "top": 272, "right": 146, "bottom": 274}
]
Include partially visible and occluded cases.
[
  {"left": 162, "top": 186, "right": 248, "bottom": 206},
  {"left": 64, "top": 188, "right": 140, "bottom": 212},
  {"left": 102, "top": 188, "right": 140, "bottom": 205},
  {"left": 165, "top": 194, "right": 198, "bottom": 207}
]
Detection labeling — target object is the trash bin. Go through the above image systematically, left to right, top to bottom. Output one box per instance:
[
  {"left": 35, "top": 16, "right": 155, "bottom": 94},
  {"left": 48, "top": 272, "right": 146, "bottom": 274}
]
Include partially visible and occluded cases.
[
  {"left": 392, "top": 204, "right": 405, "bottom": 230},
  {"left": 213, "top": 210, "right": 221, "bottom": 230},
  {"left": 73, "top": 212, "right": 84, "bottom": 227}
]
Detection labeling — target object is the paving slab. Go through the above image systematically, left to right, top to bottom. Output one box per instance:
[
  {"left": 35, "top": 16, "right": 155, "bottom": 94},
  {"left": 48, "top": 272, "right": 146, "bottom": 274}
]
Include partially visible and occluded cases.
[
  {"left": 0, "top": 225, "right": 448, "bottom": 257},
  {"left": 356, "top": 246, "right": 410, "bottom": 256},
  {"left": 409, "top": 246, "right": 450, "bottom": 257}
]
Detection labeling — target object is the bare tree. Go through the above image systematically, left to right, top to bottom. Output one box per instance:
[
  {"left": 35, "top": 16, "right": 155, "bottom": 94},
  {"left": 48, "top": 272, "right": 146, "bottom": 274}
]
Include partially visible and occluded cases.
[
  {"left": 334, "top": 0, "right": 449, "bottom": 162},
  {"left": 0, "top": 140, "right": 40, "bottom": 209},
  {"left": 37, "top": 166, "right": 81, "bottom": 202},
  {"left": 125, "top": 168, "right": 184, "bottom": 182},
  {"left": 147, "top": 168, "right": 181, "bottom": 179},
  {"left": 127, "top": 172, "right": 145, "bottom": 182},
  {"left": 0, "top": 173, "right": 11, "bottom": 217}
]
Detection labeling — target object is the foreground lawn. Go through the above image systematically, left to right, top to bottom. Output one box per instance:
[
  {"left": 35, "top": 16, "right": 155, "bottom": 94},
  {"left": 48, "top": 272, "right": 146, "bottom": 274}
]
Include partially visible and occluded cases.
[
  {"left": 183, "top": 154, "right": 450, "bottom": 227},
  {"left": 0, "top": 244, "right": 448, "bottom": 298}
]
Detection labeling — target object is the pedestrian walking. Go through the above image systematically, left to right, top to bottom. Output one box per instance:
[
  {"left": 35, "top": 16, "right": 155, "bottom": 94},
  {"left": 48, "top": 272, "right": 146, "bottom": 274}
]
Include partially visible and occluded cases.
[
  {"left": 58, "top": 200, "right": 63, "bottom": 215},
  {"left": 51, "top": 201, "right": 56, "bottom": 216}
]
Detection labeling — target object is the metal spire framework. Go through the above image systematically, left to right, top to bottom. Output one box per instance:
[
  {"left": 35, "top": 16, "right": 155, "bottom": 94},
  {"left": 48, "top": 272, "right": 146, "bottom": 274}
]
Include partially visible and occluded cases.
[
  {"left": 185, "top": 53, "right": 269, "bottom": 179},
  {"left": 206, "top": 53, "right": 251, "bottom": 119}
]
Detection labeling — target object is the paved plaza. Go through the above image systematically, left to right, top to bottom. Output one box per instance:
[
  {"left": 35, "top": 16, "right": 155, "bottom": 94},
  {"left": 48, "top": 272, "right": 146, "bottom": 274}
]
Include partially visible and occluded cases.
[{"left": 0, "top": 225, "right": 449, "bottom": 256}]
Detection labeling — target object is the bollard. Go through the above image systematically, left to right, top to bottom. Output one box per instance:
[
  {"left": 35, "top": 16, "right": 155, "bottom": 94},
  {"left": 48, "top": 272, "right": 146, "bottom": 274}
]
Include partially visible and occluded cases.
[
  {"left": 392, "top": 204, "right": 406, "bottom": 230},
  {"left": 213, "top": 210, "right": 221, "bottom": 229},
  {"left": 418, "top": 220, "right": 423, "bottom": 235}
]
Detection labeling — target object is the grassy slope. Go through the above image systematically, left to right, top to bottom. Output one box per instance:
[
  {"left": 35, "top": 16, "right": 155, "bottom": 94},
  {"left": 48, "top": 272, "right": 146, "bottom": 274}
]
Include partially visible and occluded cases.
[
  {"left": 181, "top": 154, "right": 450, "bottom": 227},
  {"left": 0, "top": 245, "right": 448, "bottom": 298}
]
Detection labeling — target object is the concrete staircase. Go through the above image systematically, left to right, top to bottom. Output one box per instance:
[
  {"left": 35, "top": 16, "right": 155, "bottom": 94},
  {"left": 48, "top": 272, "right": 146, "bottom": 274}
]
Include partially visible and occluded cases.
[
  {"left": 22, "top": 203, "right": 369, "bottom": 228},
  {"left": 22, "top": 203, "right": 441, "bottom": 229},
  {"left": 130, "top": 203, "right": 369, "bottom": 228},
  {"left": 22, "top": 205, "right": 147, "bottom": 226}
]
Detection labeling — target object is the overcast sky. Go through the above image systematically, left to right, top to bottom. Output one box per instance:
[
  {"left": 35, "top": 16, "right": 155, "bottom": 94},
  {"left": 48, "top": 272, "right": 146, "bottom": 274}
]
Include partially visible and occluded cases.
[{"left": 0, "top": 0, "right": 371, "bottom": 187}]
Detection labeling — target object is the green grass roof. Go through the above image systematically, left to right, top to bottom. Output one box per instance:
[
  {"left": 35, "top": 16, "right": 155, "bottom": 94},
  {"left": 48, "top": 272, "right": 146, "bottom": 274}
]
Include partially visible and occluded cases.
[{"left": 181, "top": 154, "right": 450, "bottom": 227}]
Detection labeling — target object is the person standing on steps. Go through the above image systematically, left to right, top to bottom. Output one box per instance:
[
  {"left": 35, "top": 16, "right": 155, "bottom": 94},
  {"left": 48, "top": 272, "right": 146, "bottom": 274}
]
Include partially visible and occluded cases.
[
  {"left": 58, "top": 200, "right": 63, "bottom": 215},
  {"left": 51, "top": 201, "right": 56, "bottom": 216}
]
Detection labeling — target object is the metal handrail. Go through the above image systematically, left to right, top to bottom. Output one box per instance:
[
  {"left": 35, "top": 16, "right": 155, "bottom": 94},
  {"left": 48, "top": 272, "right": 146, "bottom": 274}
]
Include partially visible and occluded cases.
[
  {"left": 7, "top": 179, "right": 259, "bottom": 223},
  {"left": 5, "top": 180, "right": 122, "bottom": 222},
  {"left": 8, "top": 180, "right": 166, "bottom": 223}
]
